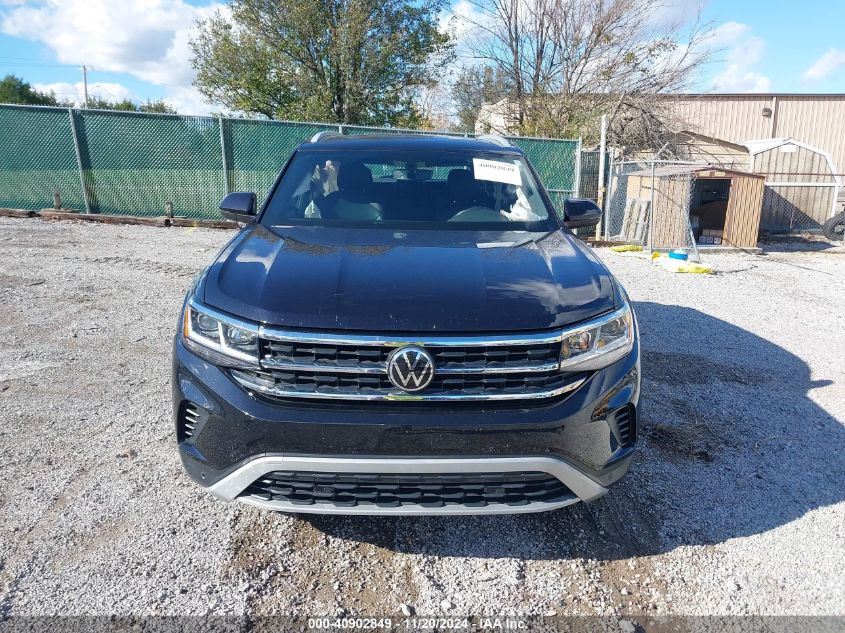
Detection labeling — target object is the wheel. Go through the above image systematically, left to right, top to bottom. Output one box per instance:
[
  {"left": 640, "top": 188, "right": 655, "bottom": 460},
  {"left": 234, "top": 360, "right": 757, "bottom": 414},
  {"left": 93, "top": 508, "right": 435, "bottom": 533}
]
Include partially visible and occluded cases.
[{"left": 822, "top": 209, "right": 845, "bottom": 240}]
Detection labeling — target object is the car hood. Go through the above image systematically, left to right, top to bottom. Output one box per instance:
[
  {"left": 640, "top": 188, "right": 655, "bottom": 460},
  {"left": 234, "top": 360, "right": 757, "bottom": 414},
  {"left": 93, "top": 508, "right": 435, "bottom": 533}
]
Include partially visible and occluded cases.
[{"left": 202, "top": 224, "right": 617, "bottom": 332}]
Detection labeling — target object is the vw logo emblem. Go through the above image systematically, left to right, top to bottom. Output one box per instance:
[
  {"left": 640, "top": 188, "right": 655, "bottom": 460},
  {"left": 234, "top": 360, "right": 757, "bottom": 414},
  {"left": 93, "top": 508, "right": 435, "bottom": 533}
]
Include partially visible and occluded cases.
[{"left": 387, "top": 346, "right": 435, "bottom": 392}]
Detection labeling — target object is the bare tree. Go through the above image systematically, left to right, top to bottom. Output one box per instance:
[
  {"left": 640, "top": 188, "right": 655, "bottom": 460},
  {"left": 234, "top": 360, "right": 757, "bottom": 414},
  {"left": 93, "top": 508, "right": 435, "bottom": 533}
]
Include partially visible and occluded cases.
[
  {"left": 458, "top": 0, "right": 713, "bottom": 150},
  {"left": 459, "top": 0, "right": 554, "bottom": 129},
  {"left": 414, "top": 81, "right": 455, "bottom": 130}
]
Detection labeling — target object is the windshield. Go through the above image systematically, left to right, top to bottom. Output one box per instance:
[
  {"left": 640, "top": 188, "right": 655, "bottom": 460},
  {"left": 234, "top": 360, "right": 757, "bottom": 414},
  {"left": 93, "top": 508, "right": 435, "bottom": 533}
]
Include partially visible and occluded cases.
[{"left": 261, "top": 149, "right": 558, "bottom": 230}]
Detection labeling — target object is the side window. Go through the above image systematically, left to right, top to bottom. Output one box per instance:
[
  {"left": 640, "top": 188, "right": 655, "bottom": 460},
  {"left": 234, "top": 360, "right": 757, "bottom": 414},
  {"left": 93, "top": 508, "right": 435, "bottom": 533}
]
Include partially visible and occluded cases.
[{"left": 364, "top": 162, "right": 392, "bottom": 180}]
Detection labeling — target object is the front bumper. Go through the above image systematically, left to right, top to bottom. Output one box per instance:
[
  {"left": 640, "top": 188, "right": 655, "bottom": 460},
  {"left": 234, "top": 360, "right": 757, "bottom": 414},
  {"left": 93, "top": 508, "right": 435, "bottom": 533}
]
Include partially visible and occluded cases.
[{"left": 172, "top": 335, "right": 640, "bottom": 515}]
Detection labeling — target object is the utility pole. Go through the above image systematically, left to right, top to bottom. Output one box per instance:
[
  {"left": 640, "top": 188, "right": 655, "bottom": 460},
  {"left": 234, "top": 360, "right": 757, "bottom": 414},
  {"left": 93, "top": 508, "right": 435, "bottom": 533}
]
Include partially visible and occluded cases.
[{"left": 80, "top": 64, "right": 89, "bottom": 108}]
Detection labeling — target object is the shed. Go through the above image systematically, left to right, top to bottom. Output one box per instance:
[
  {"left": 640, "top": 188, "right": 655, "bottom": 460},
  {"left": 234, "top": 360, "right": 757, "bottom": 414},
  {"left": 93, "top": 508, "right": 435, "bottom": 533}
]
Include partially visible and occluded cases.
[
  {"left": 745, "top": 138, "right": 841, "bottom": 232},
  {"left": 622, "top": 165, "right": 765, "bottom": 249}
]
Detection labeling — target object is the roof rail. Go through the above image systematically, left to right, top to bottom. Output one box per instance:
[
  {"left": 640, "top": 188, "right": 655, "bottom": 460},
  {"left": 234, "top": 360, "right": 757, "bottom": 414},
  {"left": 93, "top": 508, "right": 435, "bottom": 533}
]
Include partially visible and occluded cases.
[
  {"left": 310, "top": 130, "right": 344, "bottom": 143},
  {"left": 476, "top": 133, "right": 512, "bottom": 148}
]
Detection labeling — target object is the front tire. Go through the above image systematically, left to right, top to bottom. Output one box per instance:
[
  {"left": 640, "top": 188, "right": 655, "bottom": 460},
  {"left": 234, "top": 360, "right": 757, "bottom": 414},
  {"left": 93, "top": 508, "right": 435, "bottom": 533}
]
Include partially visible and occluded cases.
[{"left": 822, "top": 209, "right": 845, "bottom": 241}]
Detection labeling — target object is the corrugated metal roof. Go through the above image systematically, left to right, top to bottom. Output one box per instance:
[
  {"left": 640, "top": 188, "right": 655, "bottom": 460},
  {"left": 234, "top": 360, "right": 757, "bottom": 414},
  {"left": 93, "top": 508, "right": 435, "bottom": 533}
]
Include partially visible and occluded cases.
[
  {"left": 668, "top": 93, "right": 845, "bottom": 98},
  {"left": 744, "top": 138, "right": 794, "bottom": 154},
  {"left": 628, "top": 164, "right": 765, "bottom": 178}
]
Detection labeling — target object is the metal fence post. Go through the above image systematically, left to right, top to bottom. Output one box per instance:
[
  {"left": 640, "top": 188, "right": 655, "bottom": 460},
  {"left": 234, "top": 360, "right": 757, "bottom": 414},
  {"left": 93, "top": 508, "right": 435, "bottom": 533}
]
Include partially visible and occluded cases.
[
  {"left": 68, "top": 108, "right": 91, "bottom": 213},
  {"left": 595, "top": 115, "right": 607, "bottom": 239},
  {"left": 218, "top": 116, "right": 231, "bottom": 194},
  {"left": 574, "top": 137, "right": 583, "bottom": 198},
  {"left": 604, "top": 155, "right": 614, "bottom": 239},
  {"left": 648, "top": 160, "right": 656, "bottom": 252},
  {"left": 685, "top": 173, "right": 701, "bottom": 263}
]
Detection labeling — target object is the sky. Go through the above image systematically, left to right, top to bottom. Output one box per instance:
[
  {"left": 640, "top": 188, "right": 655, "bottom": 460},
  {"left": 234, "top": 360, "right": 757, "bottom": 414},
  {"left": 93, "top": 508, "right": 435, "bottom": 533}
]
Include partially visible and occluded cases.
[{"left": 0, "top": 0, "right": 844, "bottom": 115}]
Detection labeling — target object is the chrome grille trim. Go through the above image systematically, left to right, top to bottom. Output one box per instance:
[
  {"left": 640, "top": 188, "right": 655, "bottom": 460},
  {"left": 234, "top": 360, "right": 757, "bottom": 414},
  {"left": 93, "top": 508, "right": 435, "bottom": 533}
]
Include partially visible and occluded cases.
[
  {"left": 258, "top": 326, "right": 566, "bottom": 347},
  {"left": 431, "top": 361, "right": 562, "bottom": 375},
  {"left": 231, "top": 368, "right": 586, "bottom": 402}
]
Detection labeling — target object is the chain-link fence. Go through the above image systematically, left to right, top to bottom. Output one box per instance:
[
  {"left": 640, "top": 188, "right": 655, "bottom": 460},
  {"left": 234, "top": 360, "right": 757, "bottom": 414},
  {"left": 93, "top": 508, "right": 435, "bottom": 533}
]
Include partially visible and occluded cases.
[
  {"left": 0, "top": 104, "right": 580, "bottom": 219},
  {"left": 0, "top": 106, "right": 86, "bottom": 212},
  {"left": 76, "top": 109, "right": 228, "bottom": 216},
  {"left": 508, "top": 136, "right": 580, "bottom": 213},
  {"left": 577, "top": 150, "right": 609, "bottom": 202},
  {"left": 605, "top": 160, "right": 701, "bottom": 260},
  {"left": 759, "top": 183, "right": 840, "bottom": 233}
]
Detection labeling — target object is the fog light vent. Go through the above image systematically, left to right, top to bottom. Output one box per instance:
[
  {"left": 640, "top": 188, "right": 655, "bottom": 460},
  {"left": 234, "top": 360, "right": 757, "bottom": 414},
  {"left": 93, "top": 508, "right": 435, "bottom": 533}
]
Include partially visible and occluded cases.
[
  {"left": 179, "top": 402, "right": 202, "bottom": 441},
  {"left": 613, "top": 406, "right": 636, "bottom": 446}
]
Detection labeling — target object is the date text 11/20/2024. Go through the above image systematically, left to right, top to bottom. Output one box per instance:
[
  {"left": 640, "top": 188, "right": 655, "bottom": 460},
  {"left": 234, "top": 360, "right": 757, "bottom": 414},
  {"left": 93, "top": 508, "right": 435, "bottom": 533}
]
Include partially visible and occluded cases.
[{"left": 306, "top": 617, "right": 529, "bottom": 630}]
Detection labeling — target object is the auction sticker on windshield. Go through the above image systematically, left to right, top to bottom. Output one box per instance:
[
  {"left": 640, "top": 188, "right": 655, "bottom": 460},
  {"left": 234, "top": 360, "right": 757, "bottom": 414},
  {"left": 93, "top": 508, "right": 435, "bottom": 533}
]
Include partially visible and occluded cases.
[{"left": 472, "top": 158, "right": 522, "bottom": 186}]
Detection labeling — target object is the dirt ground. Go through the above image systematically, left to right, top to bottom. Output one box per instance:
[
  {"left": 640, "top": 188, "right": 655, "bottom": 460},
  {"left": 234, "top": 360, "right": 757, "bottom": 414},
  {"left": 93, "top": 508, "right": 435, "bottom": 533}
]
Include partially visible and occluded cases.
[{"left": 0, "top": 217, "right": 843, "bottom": 625}]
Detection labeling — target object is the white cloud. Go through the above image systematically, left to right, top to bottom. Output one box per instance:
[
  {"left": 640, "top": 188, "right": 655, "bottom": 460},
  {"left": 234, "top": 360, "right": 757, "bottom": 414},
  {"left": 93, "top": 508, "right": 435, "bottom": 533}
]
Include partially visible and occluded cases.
[
  {"left": 1, "top": 0, "right": 224, "bottom": 114},
  {"left": 441, "top": 0, "right": 489, "bottom": 43},
  {"left": 649, "top": 0, "right": 706, "bottom": 30},
  {"left": 707, "top": 22, "right": 770, "bottom": 92},
  {"left": 803, "top": 49, "right": 845, "bottom": 81},
  {"left": 711, "top": 66, "right": 770, "bottom": 92},
  {"left": 33, "top": 81, "right": 134, "bottom": 105},
  {"left": 161, "top": 85, "right": 215, "bottom": 115}
]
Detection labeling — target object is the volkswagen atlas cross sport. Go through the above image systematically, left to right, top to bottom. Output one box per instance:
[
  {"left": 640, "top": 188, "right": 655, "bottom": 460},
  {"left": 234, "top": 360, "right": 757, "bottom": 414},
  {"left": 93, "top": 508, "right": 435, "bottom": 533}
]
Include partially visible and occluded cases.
[{"left": 172, "top": 133, "right": 640, "bottom": 515}]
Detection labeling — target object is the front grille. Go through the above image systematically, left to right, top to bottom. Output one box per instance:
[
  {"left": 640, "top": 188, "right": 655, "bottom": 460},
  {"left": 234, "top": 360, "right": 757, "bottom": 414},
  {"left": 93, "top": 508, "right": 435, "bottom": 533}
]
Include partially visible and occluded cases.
[
  {"left": 230, "top": 327, "right": 589, "bottom": 402},
  {"left": 263, "top": 340, "right": 561, "bottom": 371},
  {"left": 264, "top": 341, "right": 389, "bottom": 369},
  {"left": 232, "top": 367, "right": 584, "bottom": 402},
  {"left": 241, "top": 471, "right": 572, "bottom": 509}
]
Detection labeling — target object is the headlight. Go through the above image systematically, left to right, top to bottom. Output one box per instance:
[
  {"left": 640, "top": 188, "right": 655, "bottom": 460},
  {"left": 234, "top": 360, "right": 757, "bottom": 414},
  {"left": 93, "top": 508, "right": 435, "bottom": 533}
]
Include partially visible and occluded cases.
[
  {"left": 182, "top": 299, "right": 260, "bottom": 365},
  {"left": 560, "top": 304, "right": 635, "bottom": 371}
]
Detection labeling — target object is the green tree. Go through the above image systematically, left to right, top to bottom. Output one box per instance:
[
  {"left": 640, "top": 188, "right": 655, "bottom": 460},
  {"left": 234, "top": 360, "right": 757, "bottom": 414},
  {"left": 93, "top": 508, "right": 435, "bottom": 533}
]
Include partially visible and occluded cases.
[
  {"left": 190, "top": 0, "right": 453, "bottom": 126},
  {"left": 450, "top": 66, "right": 512, "bottom": 133},
  {"left": 0, "top": 74, "right": 65, "bottom": 106},
  {"left": 84, "top": 97, "right": 178, "bottom": 114},
  {"left": 87, "top": 97, "right": 138, "bottom": 111},
  {"left": 139, "top": 99, "right": 177, "bottom": 114}
]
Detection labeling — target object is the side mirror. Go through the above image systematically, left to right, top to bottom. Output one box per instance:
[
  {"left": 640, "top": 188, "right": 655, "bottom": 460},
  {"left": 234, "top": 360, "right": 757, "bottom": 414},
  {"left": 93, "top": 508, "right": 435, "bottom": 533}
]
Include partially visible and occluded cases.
[
  {"left": 220, "top": 192, "right": 257, "bottom": 223},
  {"left": 563, "top": 198, "right": 602, "bottom": 229}
]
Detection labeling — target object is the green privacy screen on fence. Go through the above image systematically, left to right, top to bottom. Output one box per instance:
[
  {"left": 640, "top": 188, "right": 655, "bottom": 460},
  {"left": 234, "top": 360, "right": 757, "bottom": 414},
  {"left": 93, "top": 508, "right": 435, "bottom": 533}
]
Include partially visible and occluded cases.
[
  {"left": 0, "top": 104, "right": 580, "bottom": 219},
  {"left": 0, "top": 106, "right": 87, "bottom": 212},
  {"left": 76, "top": 109, "right": 227, "bottom": 216}
]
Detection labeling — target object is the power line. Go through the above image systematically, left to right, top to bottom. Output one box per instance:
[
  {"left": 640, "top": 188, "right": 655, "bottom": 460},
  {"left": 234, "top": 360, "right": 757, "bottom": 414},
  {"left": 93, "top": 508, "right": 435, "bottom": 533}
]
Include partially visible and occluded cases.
[
  {"left": 0, "top": 56, "right": 80, "bottom": 68},
  {"left": 0, "top": 60, "right": 77, "bottom": 69}
]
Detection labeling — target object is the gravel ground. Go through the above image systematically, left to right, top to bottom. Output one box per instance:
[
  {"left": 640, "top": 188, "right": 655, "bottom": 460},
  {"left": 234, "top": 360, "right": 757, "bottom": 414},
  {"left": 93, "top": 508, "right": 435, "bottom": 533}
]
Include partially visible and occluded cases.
[{"left": 0, "top": 217, "right": 843, "bottom": 622}]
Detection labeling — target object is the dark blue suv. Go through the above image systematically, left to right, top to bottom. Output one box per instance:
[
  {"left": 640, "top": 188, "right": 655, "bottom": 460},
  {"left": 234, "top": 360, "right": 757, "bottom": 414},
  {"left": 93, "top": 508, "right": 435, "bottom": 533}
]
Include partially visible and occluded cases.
[{"left": 173, "top": 133, "right": 640, "bottom": 515}]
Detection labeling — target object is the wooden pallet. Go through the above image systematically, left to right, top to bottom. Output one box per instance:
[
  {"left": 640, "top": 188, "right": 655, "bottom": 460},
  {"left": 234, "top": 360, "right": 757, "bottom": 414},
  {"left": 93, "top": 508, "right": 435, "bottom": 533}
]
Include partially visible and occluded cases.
[{"left": 616, "top": 198, "right": 650, "bottom": 243}]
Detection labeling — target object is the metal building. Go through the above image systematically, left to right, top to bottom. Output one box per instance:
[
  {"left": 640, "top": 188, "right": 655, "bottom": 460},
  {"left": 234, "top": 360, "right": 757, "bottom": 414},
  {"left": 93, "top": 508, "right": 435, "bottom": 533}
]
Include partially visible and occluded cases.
[{"left": 669, "top": 94, "right": 845, "bottom": 174}]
